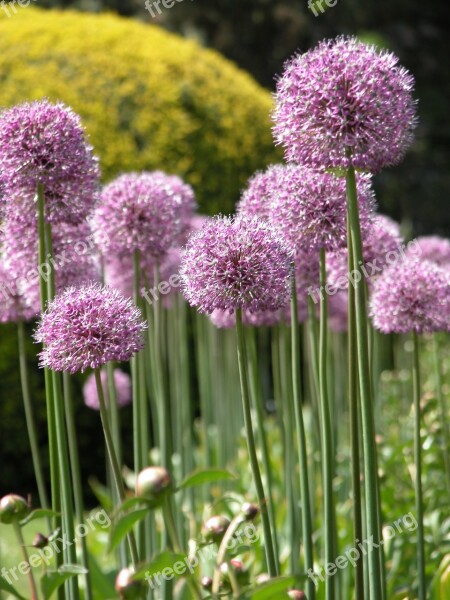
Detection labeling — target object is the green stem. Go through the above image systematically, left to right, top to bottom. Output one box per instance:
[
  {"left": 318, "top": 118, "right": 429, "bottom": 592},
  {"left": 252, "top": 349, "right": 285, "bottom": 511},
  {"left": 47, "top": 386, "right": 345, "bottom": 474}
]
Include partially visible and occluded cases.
[
  {"left": 346, "top": 165, "right": 383, "bottom": 599},
  {"left": 347, "top": 230, "right": 364, "bottom": 600},
  {"left": 318, "top": 248, "right": 336, "bottom": 600},
  {"left": 291, "top": 269, "right": 315, "bottom": 598},
  {"left": 235, "top": 308, "right": 277, "bottom": 577},
  {"left": 17, "top": 321, "right": 50, "bottom": 518},
  {"left": 247, "top": 328, "right": 280, "bottom": 575},
  {"left": 412, "top": 332, "right": 426, "bottom": 600},
  {"left": 433, "top": 334, "right": 450, "bottom": 501},
  {"left": 94, "top": 368, "right": 139, "bottom": 567},
  {"left": 63, "top": 372, "right": 92, "bottom": 600},
  {"left": 212, "top": 514, "right": 246, "bottom": 599},
  {"left": 13, "top": 522, "right": 39, "bottom": 600}
]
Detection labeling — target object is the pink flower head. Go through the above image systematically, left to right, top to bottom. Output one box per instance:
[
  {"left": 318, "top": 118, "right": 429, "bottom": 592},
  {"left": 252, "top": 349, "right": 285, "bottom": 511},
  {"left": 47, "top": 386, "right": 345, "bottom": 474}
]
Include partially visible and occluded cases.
[
  {"left": 273, "top": 36, "right": 417, "bottom": 172},
  {"left": 0, "top": 100, "right": 100, "bottom": 224},
  {"left": 237, "top": 165, "right": 286, "bottom": 220},
  {"left": 270, "top": 165, "right": 375, "bottom": 255},
  {"left": 93, "top": 171, "right": 194, "bottom": 259},
  {"left": 327, "top": 214, "right": 403, "bottom": 289},
  {"left": 180, "top": 215, "right": 291, "bottom": 314},
  {"left": 408, "top": 236, "right": 450, "bottom": 269},
  {"left": 370, "top": 257, "right": 450, "bottom": 334},
  {"left": 0, "top": 262, "right": 37, "bottom": 323},
  {"left": 35, "top": 283, "right": 147, "bottom": 373},
  {"left": 328, "top": 290, "right": 349, "bottom": 333},
  {"left": 209, "top": 307, "right": 282, "bottom": 329},
  {"left": 83, "top": 368, "right": 131, "bottom": 410}
]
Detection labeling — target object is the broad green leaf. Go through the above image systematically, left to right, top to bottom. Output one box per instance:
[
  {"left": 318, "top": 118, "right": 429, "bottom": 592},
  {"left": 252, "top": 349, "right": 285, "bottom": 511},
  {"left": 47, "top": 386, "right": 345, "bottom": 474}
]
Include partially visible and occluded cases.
[
  {"left": 178, "top": 469, "right": 236, "bottom": 490},
  {"left": 114, "top": 496, "right": 155, "bottom": 515},
  {"left": 19, "top": 508, "right": 59, "bottom": 527},
  {"left": 108, "top": 508, "right": 149, "bottom": 552},
  {"left": 133, "top": 551, "right": 186, "bottom": 581},
  {"left": 87, "top": 554, "right": 116, "bottom": 599},
  {"left": 41, "top": 565, "right": 88, "bottom": 599},
  {"left": 242, "top": 576, "right": 297, "bottom": 599},
  {"left": 0, "top": 577, "right": 27, "bottom": 600}
]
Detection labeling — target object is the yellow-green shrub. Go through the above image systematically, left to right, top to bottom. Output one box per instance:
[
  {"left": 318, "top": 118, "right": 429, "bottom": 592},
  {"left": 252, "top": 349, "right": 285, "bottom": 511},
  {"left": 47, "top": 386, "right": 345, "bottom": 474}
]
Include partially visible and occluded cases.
[{"left": 0, "top": 7, "right": 280, "bottom": 213}]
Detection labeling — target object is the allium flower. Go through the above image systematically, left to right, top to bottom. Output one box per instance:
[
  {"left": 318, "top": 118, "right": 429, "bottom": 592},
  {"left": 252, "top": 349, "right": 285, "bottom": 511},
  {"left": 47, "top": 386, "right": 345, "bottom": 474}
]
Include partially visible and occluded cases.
[
  {"left": 273, "top": 36, "right": 417, "bottom": 172},
  {"left": 0, "top": 100, "right": 100, "bottom": 224},
  {"left": 237, "top": 165, "right": 286, "bottom": 220},
  {"left": 270, "top": 165, "right": 375, "bottom": 255},
  {"left": 93, "top": 171, "right": 194, "bottom": 258},
  {"left": 327, "top": 214, "right": 403, "bottom": 288},
  {"left": 2, "top": 216, "right": 99, "bottom": 309},
  {"left": 180, "top": 216, "right": 291, "bottom": 314},
  {"left": 408, "top": 236, "right": 450, "bottom": 269},
  {"left": 370, "top": 257, "right": 450, "bottom": 334},
  {"left": 0, "top": 262, "right": 37, "bottom": 323},
  {"left": 35, "top": 283, "right": 146, "bottom": 373},
  {"left": 328, "top": 290, "right": 349, "bottom": 333},
  {"left": 209, "top": 308, "right": 282, "bottom": 329},
  {"left": 83, "top": 368, "right": 131, "bottom": 410}
]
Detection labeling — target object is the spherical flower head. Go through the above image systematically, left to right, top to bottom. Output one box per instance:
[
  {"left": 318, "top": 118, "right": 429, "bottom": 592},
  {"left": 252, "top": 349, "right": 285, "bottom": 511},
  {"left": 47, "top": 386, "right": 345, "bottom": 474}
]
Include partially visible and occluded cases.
[
  {"left": 273, "top": 36, "right": 417, "bottom": 172},
  {"left": 0, "top": 99, "right": 100, "bottom": 224},
  {"left": 237, "top": 165, "right": 286, "bottom": 220},
  {"left": 270, "top": 165, "right": 375, "bottom": 255},
  {"left": 93, "top": 171, "right": 191, "bottom": 258},
  {"left": 327, "top": 214, "right": 403, "bottom": 288},
  {"left": 180, "top": 215, "right": 291, "bottom": 314},
  {"left": 2, "top": 216, "right": 100, "bottom": 310},
  {"left": 409, "top": 236, "right": 450, "bottom": 269},
  {"left": 369, "top": 257, "right": 450, "bottom": 334},
  {"left": 0, "top": 261, "right": 37, "bottom": 323},
  {"left": 35, "top": 283, "right": 147, "bottom": 374},
  {"left": 328, "top": 290, "right": 349, "bottom": 333},
  {"left": 209, "top": 307, "right": 282, "bottom": 329},
  {"left": 83, "top": 368, "right": 131, "bottom": 410}
]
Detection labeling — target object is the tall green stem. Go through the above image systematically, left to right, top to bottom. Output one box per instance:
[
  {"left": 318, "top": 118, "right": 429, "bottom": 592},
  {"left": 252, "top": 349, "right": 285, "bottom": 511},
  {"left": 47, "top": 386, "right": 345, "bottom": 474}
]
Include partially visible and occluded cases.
[
  {"left": 346, "top": 165, "right": 383, "bottom": 599},
  {"left": 347, "top": 229, "right": 364, "bottom": 600},
  {"left": 318, "top": 249, "right": 336, "bottom": 600},
  {"left": 291, "top": 269, "right": 315, "bottom": 598},
  {"left": 235, "top": 308, "right": 277, "bottom": 577},
  {"left": 17, "top": 320, "right": 49, "bottom": 518},
  {"left": 247, "top": 328, "right": 280, "bottom": 575},
  {"left": 412, "top": 332, "right": 426, "bottom": 599},
  {"left": 94, "top": 369, "right": 139, "bottom": 566},
  {"left": 13, "top": 522, "right": 38, "bottom": 600}
]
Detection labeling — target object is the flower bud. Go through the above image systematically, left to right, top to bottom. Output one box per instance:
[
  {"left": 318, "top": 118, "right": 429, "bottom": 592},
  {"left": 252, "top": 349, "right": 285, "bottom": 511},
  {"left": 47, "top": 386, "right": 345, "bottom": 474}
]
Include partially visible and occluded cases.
[
  {"left": 135, "top": 467, "right": 172, "bottom": 504},
  {"left": 0, "top": 494, "right": 30, "bottom": 524},
  {"left": 241, "top": 502, "right": 259, "bottom": 521},
  {"left": 203, "top": 515, "right": 230, "bottom": 543},
  {"left": 32, "top": 533, "right": 49, "bottom": 549},
  {"left": 220, "top": 559, "right": 249, "bottom": 586},
  {"left": 115, "top": 568, "right": 144, "bottom": 600},
  {"left": 201, "top": 576, "right": 213, "bottom": 590},
  {"left": 288, "top": 591, "right": 307, "bottom": 599}
]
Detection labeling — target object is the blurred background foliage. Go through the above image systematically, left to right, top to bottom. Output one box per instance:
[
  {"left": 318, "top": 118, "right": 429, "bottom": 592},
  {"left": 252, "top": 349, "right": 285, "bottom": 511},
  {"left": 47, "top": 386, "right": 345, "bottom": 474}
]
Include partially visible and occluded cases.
[{"left": 0, "top": 0, "right": 449, "bottom": 501}]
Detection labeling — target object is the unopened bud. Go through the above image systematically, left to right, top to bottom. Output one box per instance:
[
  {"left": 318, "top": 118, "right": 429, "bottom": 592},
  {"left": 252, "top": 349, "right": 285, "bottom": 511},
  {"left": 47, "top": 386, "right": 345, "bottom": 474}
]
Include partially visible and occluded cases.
[
  {"left": 135, "top": 467, "right": 172, "bottom": 505},
  {"left": 0, "top": 494, "right": 30, "bottom": 524},
  {"left": 241, "top": 502, "right": 259, "bottom": 521},
  {"left": 203, "top": 515, "right": 230, "bottom": 543},
  {"left": 32, "top": 532, "right": 48, "bottom": 549},
  {"left": 115, "top": 568, "right": 144, "bottom": 599},
  {"left": 201, "top": 576, "right": 213, "bottom": 590},
  {"left": 288, "top": 591, "right": 307, "bottom": 599}
]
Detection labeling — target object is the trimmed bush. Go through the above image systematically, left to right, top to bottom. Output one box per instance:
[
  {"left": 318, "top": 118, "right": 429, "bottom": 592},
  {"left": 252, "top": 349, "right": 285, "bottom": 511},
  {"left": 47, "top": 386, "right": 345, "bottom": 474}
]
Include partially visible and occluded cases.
[{"left": 0, "top": 7, "right": 279, "bottom": 214}]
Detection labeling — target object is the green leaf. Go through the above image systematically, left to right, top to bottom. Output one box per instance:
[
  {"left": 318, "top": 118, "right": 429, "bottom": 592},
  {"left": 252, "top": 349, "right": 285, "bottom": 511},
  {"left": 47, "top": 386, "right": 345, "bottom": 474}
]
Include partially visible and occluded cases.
[
  {"left": 178, "top": 469, "right": 236, "bottom": 490},
  {"left": 88, "top": 477, "right": 113, "bottom": 512},
  {"left": 114, "top": 496, "right": 155, "bottom": 515},
  {"left": 19, "top": 508, "right": 59, "bottom": 527},
  {"left": 108, "top": 508, "right": 149, "bottom": 552},
  {"left": 133, "top": 551, "right": 186, "bottom": 581},
  {"left": 87, "top": 554, "right": 116, "bottom": 599},
  {"left": 41, "top": 565, "right": 88, "bottom": 599},
  {"left": 242, "top": 576, "right": 297, "bottom": 599},
  {"left": 0, "top": 577, "right": 27, "bottom": 600}
]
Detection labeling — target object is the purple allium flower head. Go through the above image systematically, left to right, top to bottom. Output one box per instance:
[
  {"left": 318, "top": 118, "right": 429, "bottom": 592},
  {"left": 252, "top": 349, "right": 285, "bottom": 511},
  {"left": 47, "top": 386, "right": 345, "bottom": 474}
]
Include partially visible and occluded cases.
[
  {"left": 273, "top": 36, "right": 417, "bottom": 172},
  {"left": 0, "top": 100, "right": 100, "bottom": 224},
  {"left": 237, "top": 165, "right": 286, "bottom": 220},
  {"left": 270, "top": 165, "right": 375, "bottom": 255},
  {"left": 93, "top": 171, "right": 194, "bottom": 259},
  {"left": 327, "top": 214, "right": 403, "bottom": 289},
  {"left": 180, "top": 215, "right": 291, "bottom": 314},
  {"left": 2, "top": 216, "right": 99, "bottom": 309},
  {"left": 408, "top": 236, "right": 450, "bottom": 269},
  {"left": 369, "top": 257, "right": 450, "bottom": 334},
  {"left": 0, "top": 262, "right": 36, "bottom": 323},
  {"left": 35, "top": 283, "right": 147, "bottom": 373},
  {"left": 328, "top": 290, "right": 349, "bottom": 333},
  {"left": 210, "top": 307, "right": 282, "bottom": 329},
  {"left": 83, "top": 368, "right": 131, "bottom": 410}
]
